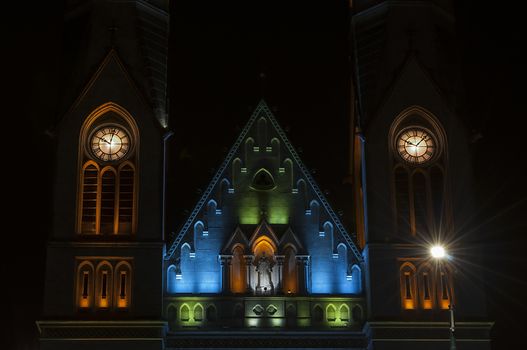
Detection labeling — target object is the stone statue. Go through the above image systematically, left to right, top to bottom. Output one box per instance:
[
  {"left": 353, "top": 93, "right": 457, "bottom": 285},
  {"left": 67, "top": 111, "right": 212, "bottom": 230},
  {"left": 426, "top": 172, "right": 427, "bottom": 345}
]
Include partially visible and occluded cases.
[{"left": 255, "top": 252, "right": 274, "bottom": 294}]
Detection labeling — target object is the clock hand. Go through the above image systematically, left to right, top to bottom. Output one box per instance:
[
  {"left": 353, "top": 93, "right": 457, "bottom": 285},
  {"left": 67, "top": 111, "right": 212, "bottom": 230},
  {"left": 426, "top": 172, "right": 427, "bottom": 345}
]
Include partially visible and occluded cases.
[
  {"left": 416, "top": 136, "right": 428, "bottom": 146},
  {"left": 99, "top": 137, "right": 111, "bottom": 145}
]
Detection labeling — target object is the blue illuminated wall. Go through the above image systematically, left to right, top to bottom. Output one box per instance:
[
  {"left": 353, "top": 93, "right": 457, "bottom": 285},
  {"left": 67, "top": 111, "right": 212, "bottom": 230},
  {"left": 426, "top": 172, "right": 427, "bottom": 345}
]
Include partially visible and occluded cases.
[{"left": 165, "top": 100, "right": 363, "bottom": 296}]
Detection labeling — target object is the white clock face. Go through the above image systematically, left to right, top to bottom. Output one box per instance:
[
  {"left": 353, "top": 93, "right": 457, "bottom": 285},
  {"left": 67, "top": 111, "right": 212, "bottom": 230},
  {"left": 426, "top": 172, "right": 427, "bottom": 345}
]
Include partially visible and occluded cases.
[
  {"left": 90, "top": 125, "right": 130, "bottom": 161},
  {"left": 397, "top": 128, "right": 436, "bottom": 164}
]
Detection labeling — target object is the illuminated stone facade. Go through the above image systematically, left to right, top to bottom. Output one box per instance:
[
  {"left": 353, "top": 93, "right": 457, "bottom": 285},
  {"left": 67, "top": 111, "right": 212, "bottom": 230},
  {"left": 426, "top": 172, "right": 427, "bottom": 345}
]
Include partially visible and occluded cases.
[
  {"left": 38, "top": 1, "right": 493, "bottom": 349},
  {"left": 163, "top": 101, "right": 365, "bottom": 337}
]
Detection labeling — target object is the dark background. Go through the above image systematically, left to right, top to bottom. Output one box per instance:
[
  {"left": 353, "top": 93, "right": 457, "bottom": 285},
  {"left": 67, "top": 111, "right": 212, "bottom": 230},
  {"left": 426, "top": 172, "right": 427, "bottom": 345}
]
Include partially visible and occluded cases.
[{"left": 4, "top": 1, "right": 526, "bottom": 349}]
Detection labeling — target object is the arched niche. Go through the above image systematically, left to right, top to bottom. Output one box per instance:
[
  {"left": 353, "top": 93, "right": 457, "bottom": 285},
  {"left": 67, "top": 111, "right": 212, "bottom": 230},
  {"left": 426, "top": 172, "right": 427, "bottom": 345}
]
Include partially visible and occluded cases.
[
  {"left": 251, "top": 168, "right": 275, "bottom": 191},
  {"left": 167, "top": 264, "right": 177, "bottom": 293},
  {"left": 351, "top": 265, "right": 362, "bottom": 294}
]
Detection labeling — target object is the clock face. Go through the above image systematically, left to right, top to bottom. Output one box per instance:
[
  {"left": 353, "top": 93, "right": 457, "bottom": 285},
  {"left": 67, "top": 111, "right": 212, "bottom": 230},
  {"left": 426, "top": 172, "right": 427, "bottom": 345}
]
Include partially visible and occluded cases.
[
  {"left": 90, "top": 125, "right": 130, "bottom": 161},
  {"left": 396, "top": 128, "right": 436, "bottom": 164}
]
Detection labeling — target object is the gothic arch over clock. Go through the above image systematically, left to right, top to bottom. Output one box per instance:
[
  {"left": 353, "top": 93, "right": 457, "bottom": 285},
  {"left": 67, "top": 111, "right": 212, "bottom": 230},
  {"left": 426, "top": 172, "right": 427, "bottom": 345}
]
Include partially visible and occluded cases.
[
  {"left": 77, "top": 102, "right": 140, "bottom": 235},
  {"left": 388, "top": 106, "right": 452, "bottom": 238}
]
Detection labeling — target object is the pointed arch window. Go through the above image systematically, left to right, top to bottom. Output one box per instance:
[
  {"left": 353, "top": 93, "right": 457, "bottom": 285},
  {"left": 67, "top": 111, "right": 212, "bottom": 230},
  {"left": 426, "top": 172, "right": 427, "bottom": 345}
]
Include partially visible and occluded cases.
[
  {"left": 77, "top": 104, "right": 138, "bottom": 236},
  {"left": 80, "top": 163, "right": 99, "bottom": 233},
  {"left": 118, "top": 163, "right": 135, "bottom": 234},
  {"left": 394, "top": 166, "right": 410, "bottom": 235},
  {"left": 430, "top": 166, "right": 445, "bottom": 232},
  {"left": 100, "top": 168, "right": 117, "bottom": 234},
  {"left": 412, "top": 171, "right": 429, "bottom": 236},
  {"left": 77, "top": 261, "right": 94, "bottom": 309},
  {"left": 114, "top": 261, "right": 132, "bottom": 308},
  {"left": 96, "top": 262, "right": 113, "bottom": 308},
  {"left": 400, "top": 263, "right": 417, "bottom": 310},
  {"left": 351, "top": 265, "right": 362, "bottom": 293},
  {"left": 418, "top": 266, "right": 433, "bottom": 309},
  {"left": 181, "top": 304, "right": 190, "bottom": 321},
  {"left": 194, "top": 304, "right": 203, "bottom": 321},
  {"left": 339, "top": 304, "right": 349, "bottom": 321},
  {"left": 326, "top": 305, "right": 336, "bottom": 321}
]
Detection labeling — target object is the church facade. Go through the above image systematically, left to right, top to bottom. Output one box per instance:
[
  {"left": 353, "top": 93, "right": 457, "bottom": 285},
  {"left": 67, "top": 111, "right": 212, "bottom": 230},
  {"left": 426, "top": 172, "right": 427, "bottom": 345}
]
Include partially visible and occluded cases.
[{"left": 38, "top": 1, "right": 493, "bottom": 349}]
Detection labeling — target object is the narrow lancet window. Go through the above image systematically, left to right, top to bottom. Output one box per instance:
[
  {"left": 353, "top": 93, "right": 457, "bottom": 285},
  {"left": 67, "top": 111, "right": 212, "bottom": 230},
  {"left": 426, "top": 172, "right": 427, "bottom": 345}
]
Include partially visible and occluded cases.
[
  {"left": 81, "top": 164, "right": 99, "bottom": 233},
  {"left": 118, "top": 165, "right": 135, "bottom": 234},
  {"left": 100, "top": 170, "right": 116, "bottom": 234},
  {"left": 100, "top": 271, "right": 108, "bottom": 307},
  {"left": 82, "top": 272, "right": 89, "bottom": 299}
]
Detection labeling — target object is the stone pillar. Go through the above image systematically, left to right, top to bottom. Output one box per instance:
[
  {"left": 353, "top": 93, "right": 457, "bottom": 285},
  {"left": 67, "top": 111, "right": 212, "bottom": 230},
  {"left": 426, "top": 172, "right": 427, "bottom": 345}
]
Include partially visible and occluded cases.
[
  {"left": 219, "top": 255, "right": 232, "bottom": 294},
  {"left": 244, "top": 255, "right": 254, "bottom": 293},
  {"left": 275, "top": 255, "right": 285, "bottom": 294},
  {"left": 296, "top": 256, "right": 309, "bottom": 294}
]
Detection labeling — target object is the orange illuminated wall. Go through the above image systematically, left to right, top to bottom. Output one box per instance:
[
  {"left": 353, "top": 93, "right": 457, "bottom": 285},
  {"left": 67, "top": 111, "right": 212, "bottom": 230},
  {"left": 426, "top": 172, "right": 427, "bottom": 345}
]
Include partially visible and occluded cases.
[
  {"left": 230, "top": 246, "right": 246, "bottom": 293},
  {"left": 283, "top": 247, "right": 297, "bottom": 294}
]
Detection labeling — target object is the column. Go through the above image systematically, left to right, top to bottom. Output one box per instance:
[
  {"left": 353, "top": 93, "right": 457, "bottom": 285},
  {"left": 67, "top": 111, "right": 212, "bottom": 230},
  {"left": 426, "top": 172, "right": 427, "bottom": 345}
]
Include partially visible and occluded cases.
[
  {"left": 219, "top": 255, "right": 232, "bottom": 294},
  {"left": 244, "top": 255, "right": 254, "bottom": 293},
  {"left": 275, "top": 255, "right": 285, "bottom": 294},
  {"left": 296, "top": 256, "right": 309, "bottom": 294}
]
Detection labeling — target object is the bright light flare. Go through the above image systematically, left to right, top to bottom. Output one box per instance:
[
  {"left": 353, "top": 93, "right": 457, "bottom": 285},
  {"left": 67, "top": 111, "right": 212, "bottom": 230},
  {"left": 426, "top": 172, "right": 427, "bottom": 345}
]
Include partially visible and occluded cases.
[{"left": 430, "top": 245, "right": 446, "bottom": 259}]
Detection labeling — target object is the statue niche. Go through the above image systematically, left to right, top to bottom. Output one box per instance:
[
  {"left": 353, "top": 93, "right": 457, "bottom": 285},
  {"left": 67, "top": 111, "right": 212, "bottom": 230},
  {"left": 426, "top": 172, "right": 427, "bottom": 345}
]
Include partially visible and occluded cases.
[{"left": 255, "top": 252, "right": 274, "bottom": 295}]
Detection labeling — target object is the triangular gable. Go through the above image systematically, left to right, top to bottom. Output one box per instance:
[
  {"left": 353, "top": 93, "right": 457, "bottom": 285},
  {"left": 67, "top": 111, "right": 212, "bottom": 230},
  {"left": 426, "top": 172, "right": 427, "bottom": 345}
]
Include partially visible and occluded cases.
[
  {"left": 55, "top": 49, "right": 164, "bottom": 130},
  {"left": 372, "top": 54, "right": 455, "bottom": 128},
  {"left": 165, "top": 100, "right": 363, "bottom": 262},
  {"left": 248, "top": 219, "right": 280, "bottom": 249},
  {"left": 221, "top": 226, "right": 250, "bottom": 254},
  {"left": 278, "top": 228, "right": 305, "bottom": 254}
]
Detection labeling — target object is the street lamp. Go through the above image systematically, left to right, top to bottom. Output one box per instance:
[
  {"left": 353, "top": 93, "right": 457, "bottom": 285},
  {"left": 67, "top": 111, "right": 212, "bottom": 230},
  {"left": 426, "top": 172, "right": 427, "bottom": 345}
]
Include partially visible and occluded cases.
[{"left": 430, "top": 245, "right": 456, "bottom": 350}]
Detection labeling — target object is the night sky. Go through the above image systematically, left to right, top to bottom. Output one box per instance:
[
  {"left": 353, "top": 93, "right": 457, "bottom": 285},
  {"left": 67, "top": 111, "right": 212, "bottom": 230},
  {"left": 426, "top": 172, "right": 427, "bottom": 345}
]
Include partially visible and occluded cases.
[{"left": 4, "top": 1, "right": 527, "bottom": 349}]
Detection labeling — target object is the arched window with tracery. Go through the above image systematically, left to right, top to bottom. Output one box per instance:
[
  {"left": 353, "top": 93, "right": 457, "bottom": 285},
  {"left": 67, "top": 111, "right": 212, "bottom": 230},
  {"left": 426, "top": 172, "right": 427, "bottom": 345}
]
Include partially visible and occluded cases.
[{"left": 77, "top": 103, "right": 138, "bottom": 235}]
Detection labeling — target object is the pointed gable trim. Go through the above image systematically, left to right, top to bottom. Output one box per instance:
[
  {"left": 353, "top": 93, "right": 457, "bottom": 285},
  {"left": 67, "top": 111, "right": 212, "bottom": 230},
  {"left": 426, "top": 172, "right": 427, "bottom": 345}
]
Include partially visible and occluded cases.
[
  {"left": 57, "top": 49, "right": 160, "bottom": 129},
  {"left": 370, "top": 54, "right": 454, "bottom": 131},
  {"left": 165, "top": 100, "right": 363, "bottom": 262},
  {"left": 165, "top": 101, "right": 267, "bottom": 260},
  {"left": 263, "top": 105, "right": 363, "bottom": 263},
  {"left": 248, "top": 219, "right": 280, "bottom": 250},
  {"left": 221, "top": 226, "right": 249, "bottom": 254}
]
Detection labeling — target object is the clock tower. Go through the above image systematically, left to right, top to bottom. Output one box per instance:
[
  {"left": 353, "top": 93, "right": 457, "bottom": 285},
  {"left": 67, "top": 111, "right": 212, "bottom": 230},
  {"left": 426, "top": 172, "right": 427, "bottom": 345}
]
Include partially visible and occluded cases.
[
  {"left": 348, "top": 0, "right": 493, "bottom": 348},
  {"left": 37, "top": 1, "right": 170, "bottom": 349}
]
